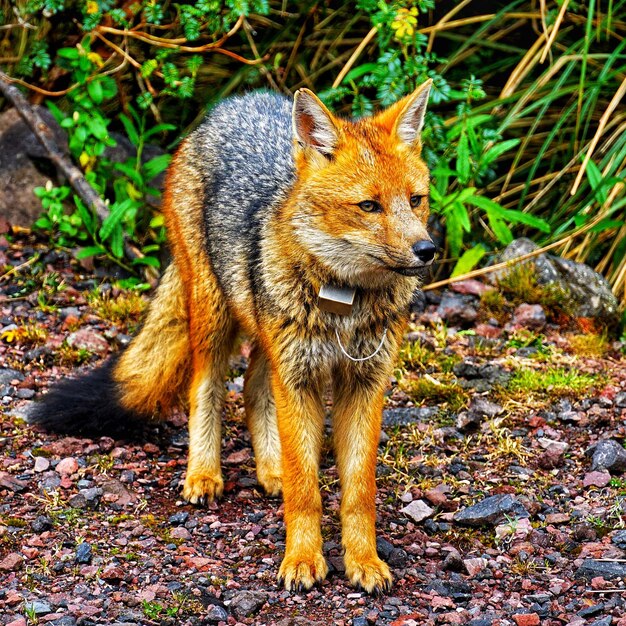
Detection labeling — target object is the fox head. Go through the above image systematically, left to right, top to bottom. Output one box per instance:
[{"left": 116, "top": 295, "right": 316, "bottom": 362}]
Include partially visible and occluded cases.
[{"left": 290, "top": 81, "right": 435, "bottom": 286}]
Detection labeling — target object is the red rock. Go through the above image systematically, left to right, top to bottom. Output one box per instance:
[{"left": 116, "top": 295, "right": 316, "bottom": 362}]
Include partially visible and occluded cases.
[
  {"left": 450, "top": 279, "right": 494, "bottom": 296},
  {"left": 511, "top": 303, "right": 546, "bottom": 330},
  {"left": 62, "top": 314, "right": 80, "bottom": 329},
  {"left": 474, "top": 324, "right": 502, "bottom": 338},
  {"left": 67, "top": 328, "right": 109, "bottom": 354},
  {"left": 528, "top": 415, "right": 546, "bottom": 428},
  {"left": 43, "top": 437, "right": 89, "bottom": 456},
  {"left": 143, "top": 443, "right": 160, "bottom": 455},
  {"left": 537, "top": 446, "right": 565, "bottom": 469},
  {"left": 225, "top": 449, "right": 251, "bottom": 464},
  {"left": 56, "top": 457, "right": 79, "bottom": 476},
  {"left": 583, "top": 470, "right": 611, "bottom": 488},
  {"left": 0, "top": 472, "right": 28, "bottom": 492},
  {"left": 102, "top": 480, "right": 137, "bottom": 506},
  {"left": 424, "top": 487, "right": 449, "bottom": 507},
  {"left": 545, "top": 513, "right": 570, "bottom": 524},
  {"left": 170, "top": 526, "right": 192, "bottom": 541},
  {"left": 21, "top": 547, "right": 38, "bottom": 559},
  {"left": 0, "top": 553, "right": 23, "bottom": 571},
  {"left": 185, "top": 556, "right": 212, "bottom": 570},
  {"left": 463, "top": 557, "right": 487, "bottom": 577},
  {"left": 101, "top": 565, "right": 125, "bottom": 581},
  {"left": 591, "top": 576, "right": 611, "bottom": 590},
  {"left": 5, "top": 589, "right": 22, "bottom": 605},
  {"left": 431, "top": 595, "right": 454, "bottom": 609},
  {"left": 438, "top": 611, "right": 466, "bottom": 625},
  {"left": 512, "top": 614, "right": 540, "bottom": 626},
  {"left": 390, "top": 616, "right": 422, "bottom": 626},
  {"left": 6, "top": 618, "right": 27, "bottom": 626}
]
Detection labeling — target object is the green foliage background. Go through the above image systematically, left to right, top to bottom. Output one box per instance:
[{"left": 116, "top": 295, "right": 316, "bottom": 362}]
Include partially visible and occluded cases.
[{"left": 1, "top": 0, "right": 625, "bottom": 300}]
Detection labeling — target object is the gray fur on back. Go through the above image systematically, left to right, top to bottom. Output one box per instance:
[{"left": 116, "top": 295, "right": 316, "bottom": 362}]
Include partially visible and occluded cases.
[{"left": 189, "top": 91, "right": 296, "bottom": 304}]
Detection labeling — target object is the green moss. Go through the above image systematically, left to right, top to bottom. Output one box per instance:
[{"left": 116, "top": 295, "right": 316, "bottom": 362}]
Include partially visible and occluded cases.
[
  {"left": 497, "top": 264, "right": 574, "bottom": 320},
  {"left": 479, "top": 289, "right": 509, "bottom": 324},
  {"left": 568, "top": 333, "right": 610, "bottom": 358},
  {"left": 505, "top": 367, "right": 601, "bottom": 398},
  {"left": 401, "top": 375, "right": 470, "bottom": 412},
  {"left": 1, "top": 516, "right": 28, "bottom": 528}
]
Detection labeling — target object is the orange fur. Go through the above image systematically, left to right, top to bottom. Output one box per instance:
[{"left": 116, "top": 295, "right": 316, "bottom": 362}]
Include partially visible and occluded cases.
[{"left": 113, "top": 83, "right": 433, "bottom": 592}]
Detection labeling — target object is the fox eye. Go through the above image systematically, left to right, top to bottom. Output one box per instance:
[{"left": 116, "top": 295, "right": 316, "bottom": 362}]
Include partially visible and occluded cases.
[
  {"left": 410, "top": 194, "right": 424, "bottom": 208},
  {"left": 358, "top": 200, "right": 382, "bottom": 213}
]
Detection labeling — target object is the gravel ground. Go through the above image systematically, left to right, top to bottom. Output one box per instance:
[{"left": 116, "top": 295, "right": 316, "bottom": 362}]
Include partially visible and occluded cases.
[{"left": 1, "top": 235, "right": 626, "bottom": 626}]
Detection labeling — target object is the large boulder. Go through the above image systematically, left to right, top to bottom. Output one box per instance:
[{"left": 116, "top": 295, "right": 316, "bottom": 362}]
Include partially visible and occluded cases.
[
  {"left": 0, "top": 106, "right": 68, "bottom": 227},
  {"left": 489, "top": 238, "right": 619, "bottom": 323}
]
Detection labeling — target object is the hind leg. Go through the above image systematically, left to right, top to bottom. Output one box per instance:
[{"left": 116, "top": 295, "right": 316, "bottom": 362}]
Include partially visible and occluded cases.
[
  {"left": 182, "top": 273, "right": 237, "bottom": 504},
  {"left": 244, "top": 346, "right": 282, "bottom": 496}
]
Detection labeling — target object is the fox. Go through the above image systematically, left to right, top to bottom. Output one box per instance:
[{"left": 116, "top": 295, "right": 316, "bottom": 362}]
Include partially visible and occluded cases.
[{"left": 29, "top": 80, "right": 436, "bottom": 593}]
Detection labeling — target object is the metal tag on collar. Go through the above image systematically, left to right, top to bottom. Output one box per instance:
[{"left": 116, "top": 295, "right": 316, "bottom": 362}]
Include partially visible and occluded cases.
[{"left": 318, "top": 284, "right": 355, "bottom": 316}]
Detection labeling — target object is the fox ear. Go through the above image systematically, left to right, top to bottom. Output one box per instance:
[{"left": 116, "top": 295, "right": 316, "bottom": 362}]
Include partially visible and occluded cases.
[
  {"left": 382, "top": 79, "right": 432, "bottom": 147},
  {"left": 292, "top": 89, "right": 339, "bottom": 156}
]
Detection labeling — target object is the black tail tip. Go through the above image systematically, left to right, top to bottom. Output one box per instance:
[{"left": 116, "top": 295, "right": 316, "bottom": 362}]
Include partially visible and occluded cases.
[{"left": 27, "top": 358, "right": 145, "bottom": 438}]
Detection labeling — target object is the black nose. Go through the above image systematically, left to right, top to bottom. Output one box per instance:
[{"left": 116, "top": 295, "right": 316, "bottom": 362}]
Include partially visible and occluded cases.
[{"left": 412, "top": 240, "right": 436, "bottom": 263}]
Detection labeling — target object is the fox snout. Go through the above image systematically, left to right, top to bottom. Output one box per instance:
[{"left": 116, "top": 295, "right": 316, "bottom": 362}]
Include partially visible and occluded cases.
[{"left": 412, "top": 239, "right": 436, "bottom": 265}]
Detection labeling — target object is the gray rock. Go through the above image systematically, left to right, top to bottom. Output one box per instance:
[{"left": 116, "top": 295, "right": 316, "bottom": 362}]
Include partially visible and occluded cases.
[
  {"left": 489, "top": 238, "right": 619, "bottom": 323},
  {"left": 491, "top": 238, "right": 561, "bottom": 283},
  {"left": 436, "top": 293, "right": 478, "bottom": 327},
  {"left": 59, "top": 306, "right": 81, "bottom": 319},
  {"left": 453, "top": 359, "right": 511, "bottom": 391},
  {"left": 0, "top": 368, "right": 24, "bottom": 386},
  {"left": 16, "top": 388, "right": 35, "bottom": 399},
  {"left": 615, "top": 392, "right": 626, "bottom": 408},
  {"left": 457, "top": 396, "right": 504, "bottom": 430},
  {"left": 382, "top": 406, "right": 439, "bottom": 427},
  {"left": 586, "top": 440, "right": 626, "bottom": 473},
  {"left": 39, "top": 471, "right": 61, "bottom": 493},
  {"left": 69, "top": 487, "right": 102, "bottom": 509},
  {"left": 454, "top": 494, "right": 530, "bottom": 526},
  {"left": 400, "top": 499, "right": 434, "bottom": 523},
  {"left": 169, "top": 511, "right": 189, "bottom": 525},
  {"left": 31, "top": 515, "right": 53, "bottom": 532},
  {"left": 611, "top": 530, "right": 626, "bottom": 549},
  {"left": 376, "top": 537, "right": 394, "bottom": 560},
  {"left": 75, "top": 542, "right": 92, "bottom": 564},
  {"left": 388, "top": 547, "right": 409, "bottom": 568},
  {"left": 441, "top": 548, "right": 465, "bottom": 572},
  {"left": 576, "top": 559, "right": 626, "bottom": 579},
  {"left": 229, "top": 591, "right": 267, "bottom": 619},
  {"left": 23, "top": 600, "right": 53, "bottom": 615},
  {"left": 204, "top": 604, "right": 229, "bottom": 623},
  {"left": 578, "top": 605, "right": 605, "bottom": 617},
  {"left": 50, "top": 617, "right": 77, "bottom": 626},
  {"left": 589, "top": 617, "right": 612, "bottom": 626},
  {"left": 352, "top": 618, "right": 368, "bottom": 626}
]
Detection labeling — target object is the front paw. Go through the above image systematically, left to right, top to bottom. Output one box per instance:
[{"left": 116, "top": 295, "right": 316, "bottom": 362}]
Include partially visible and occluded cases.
[
  {"left": 257, "top": 463, "right": 282, "bottom": 496},
  {"left": 182, "top": 472, "right": 224, "bottom": 504},
  {"left": 278, "top": 552, "right": 328, "bottom": 591},
  {"left": 345, "top": 555, "right": 392, "bottom": 594}
]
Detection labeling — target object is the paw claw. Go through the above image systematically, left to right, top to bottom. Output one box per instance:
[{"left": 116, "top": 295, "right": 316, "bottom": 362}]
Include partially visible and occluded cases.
[
  {"left": 257, "top": 466, "right": 282, "bottom": 497},
  {"left": 183, "top": 472, "right": 223, "bottom": 504},
  {"left": 278, "top": 553, "right": 328, "bottom": 592},
  {"left": 345, "top": 556, "right": 393, "bottom": 595}
]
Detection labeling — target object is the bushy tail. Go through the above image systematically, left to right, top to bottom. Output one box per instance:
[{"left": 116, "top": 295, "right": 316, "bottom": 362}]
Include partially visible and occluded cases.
[{"left": 28, "top": 263, "right": 190, "bottom": 436}]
